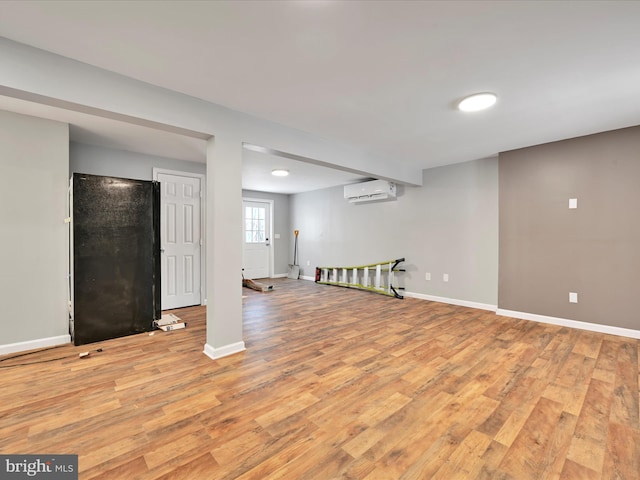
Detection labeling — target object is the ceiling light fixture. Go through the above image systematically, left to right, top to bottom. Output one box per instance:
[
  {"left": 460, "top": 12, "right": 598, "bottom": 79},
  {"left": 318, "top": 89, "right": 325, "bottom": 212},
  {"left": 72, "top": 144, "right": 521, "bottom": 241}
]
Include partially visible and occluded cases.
[
  {"left": 458, "top": 92, "right": 497, "bottom": 112},
  {"left": 271, "top": 169, "right": 289, "bottom": 177}
]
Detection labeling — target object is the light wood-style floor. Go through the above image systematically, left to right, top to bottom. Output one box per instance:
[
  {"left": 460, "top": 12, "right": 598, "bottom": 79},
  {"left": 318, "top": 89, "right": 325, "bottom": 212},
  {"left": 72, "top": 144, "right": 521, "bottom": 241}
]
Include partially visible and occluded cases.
[{"left": 1, "top": 278, "right": 639, "bottom": 479}]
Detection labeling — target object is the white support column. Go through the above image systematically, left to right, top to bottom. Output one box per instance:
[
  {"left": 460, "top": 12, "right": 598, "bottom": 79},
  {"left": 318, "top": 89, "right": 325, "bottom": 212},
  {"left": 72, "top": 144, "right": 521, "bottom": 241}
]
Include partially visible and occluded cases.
[{"left": 203, "top": 134, "right": 245, "bottom": 360}]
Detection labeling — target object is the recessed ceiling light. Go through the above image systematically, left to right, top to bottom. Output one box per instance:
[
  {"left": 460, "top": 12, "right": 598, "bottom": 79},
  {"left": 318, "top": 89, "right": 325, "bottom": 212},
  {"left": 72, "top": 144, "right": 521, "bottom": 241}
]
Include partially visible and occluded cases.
[
  {"left": 458, "top": 92, "right": 497, "bottom": 112},
  {"left": 271, "top": 169, "right": 289, "bottom": 177}
]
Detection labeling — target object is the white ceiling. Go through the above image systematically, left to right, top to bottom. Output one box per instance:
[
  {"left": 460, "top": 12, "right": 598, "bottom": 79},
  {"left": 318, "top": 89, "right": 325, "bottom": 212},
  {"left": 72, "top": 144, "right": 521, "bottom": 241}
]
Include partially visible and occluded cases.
[{"left": 1, "top": 0, "right": 640, "bottom": 192}]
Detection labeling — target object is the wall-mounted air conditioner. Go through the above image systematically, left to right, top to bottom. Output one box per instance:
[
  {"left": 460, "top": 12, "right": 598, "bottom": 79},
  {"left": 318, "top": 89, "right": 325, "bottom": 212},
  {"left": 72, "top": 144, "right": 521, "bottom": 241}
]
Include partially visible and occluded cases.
[{"left": 344, "top": 180, "right": 397, "bottom": 204}]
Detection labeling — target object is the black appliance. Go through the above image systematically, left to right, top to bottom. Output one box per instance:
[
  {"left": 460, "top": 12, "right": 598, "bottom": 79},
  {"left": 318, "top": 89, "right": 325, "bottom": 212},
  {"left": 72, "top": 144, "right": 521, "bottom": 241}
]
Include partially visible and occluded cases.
[{"left": 71, "top": 173, "right": 161, "bottom": 345}]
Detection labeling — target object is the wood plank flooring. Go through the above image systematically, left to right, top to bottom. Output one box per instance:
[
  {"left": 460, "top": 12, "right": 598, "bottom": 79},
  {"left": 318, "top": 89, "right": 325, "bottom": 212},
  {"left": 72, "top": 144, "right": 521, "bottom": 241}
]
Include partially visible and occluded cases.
[{"left": 1, "top": 278, "right": 639, "bottom": 479}]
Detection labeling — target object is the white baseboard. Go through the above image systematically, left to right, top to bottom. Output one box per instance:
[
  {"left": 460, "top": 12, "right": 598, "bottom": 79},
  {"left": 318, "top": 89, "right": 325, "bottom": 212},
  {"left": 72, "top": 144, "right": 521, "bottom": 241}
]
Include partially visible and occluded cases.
[
  {"left": 272, "top": 273, "right": 288, "bottom": 278},
  {"left": 253, "top": 277, "right": 640, "bottom": 341},
  {"left": 404, "top": 291, "right": 497, "bottom": 312},
  {"left": 497, "top": 309, "right": 640, "bottom": 339},
  {"left": 0, "top": 334, "right": 71, "bottom": 356},
  {"left": 203, "top": 341, "right": 246, "bottom": 360}
]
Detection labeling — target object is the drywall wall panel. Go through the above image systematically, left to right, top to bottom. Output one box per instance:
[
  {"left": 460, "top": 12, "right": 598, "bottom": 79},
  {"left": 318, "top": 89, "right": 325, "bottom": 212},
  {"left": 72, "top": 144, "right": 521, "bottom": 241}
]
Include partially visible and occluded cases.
[
  {"left": 0, "top": 109, "right": 69, "bottom": 347},
  {"left": 499, "top": 126, "right": 640, "bottom": 330},
  {"left": 205, "top": 135, "right": 244, "bottom": 357},
  {"left": 70, "top": 142, "right": 206, "bottom": 180},
  {"left": 290, "top": 158, "right": 499, "bottom": 306}
]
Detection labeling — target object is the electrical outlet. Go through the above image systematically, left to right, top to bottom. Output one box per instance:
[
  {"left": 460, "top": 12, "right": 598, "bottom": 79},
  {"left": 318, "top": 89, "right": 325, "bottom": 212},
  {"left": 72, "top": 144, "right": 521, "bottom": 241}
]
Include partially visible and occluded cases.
[
  {"left": 569, "top": 198, "right": 578, "bottom": 209},
  {"left": 307, "top": 260, "right": 310, "bottom": 266},
  {"left": 425, "top": 272, "right": 431, "bottom": 281},
  {"left": 443, "top": 273, "right": 449, "bottom": 282},
  {"left": 569, "top": 292, "right": 578, "bottom": 303}
]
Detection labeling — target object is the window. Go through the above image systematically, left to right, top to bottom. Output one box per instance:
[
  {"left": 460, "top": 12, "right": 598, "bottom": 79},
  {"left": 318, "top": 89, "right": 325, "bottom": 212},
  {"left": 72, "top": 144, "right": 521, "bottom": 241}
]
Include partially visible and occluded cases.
[{"left": 244, "top": 206, "right": 266, "bottom": 243}]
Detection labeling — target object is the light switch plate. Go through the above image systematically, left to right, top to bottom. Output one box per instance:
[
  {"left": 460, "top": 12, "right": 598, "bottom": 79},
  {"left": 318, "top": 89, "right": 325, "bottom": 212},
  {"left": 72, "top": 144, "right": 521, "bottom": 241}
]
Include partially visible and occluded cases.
[
  {"left": 569, "top": 198, "right": 578, "bottom": 209},
  {"left": 569, "top": 292, "right": 578, "bottom": 303}
]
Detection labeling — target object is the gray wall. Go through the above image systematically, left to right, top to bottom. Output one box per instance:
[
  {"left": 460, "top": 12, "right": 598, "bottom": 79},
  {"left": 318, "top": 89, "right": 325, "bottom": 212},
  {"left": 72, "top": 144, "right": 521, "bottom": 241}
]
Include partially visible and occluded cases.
[
  {"left": 0, "top": 110, "right": 69, "bottom": 348},
  {"left": 499, "top": 126, "right": 640, "bottom": 330},
  {"left": 70, "top": 142, "right": 206, "bottom": 180},
  {"left": 290, "top": 158, "right": 499, "bottom": 306},
  {"left": 242, "top": 190, "right": 291, "bottom": 277}
]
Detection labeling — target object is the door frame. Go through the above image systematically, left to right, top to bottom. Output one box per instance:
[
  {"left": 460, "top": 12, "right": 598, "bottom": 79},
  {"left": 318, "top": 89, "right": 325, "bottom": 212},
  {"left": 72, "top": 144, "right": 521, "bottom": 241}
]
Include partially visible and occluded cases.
[
  {"left": 153, "top": 168, "right": 207, "bottom": 306},
  {"left": 242, "top": 197, "right": 274, "bottom": 278}
]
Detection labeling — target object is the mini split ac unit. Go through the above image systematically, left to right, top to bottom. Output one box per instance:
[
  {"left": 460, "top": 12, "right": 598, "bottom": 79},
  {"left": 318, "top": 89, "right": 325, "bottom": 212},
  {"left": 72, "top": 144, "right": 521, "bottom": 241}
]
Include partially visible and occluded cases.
[{"left": 344, "top": 179, "right": 397, "bottom": 204}]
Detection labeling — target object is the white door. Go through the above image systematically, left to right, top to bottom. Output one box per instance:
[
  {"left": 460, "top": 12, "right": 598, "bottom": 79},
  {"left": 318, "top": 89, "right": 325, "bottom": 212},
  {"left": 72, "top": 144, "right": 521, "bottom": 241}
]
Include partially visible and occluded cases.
[
  {"left": 158, "top": 173, "right": 201, "bottom": 309},
  {"left": 243, "top": 200, "right": 271, "bottom": 279}
]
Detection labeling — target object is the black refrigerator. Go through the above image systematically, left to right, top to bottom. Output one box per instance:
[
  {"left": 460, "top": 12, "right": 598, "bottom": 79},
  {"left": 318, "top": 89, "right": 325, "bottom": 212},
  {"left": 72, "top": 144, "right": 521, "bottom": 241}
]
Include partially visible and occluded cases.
[{"left": 71, "top": 173, "right": 161, "bottom": 346}]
